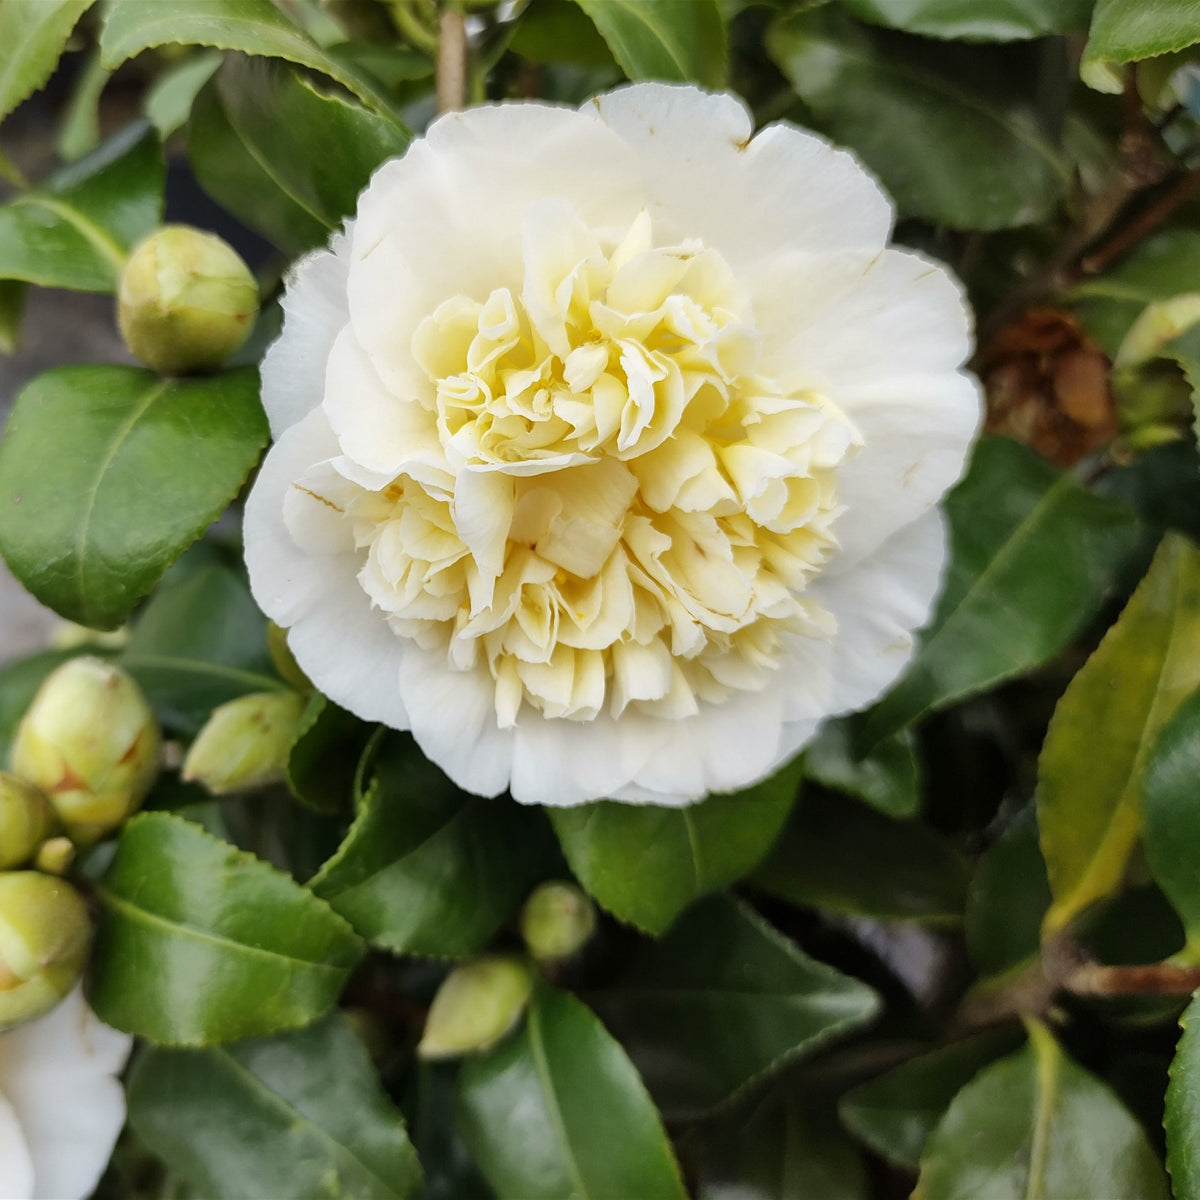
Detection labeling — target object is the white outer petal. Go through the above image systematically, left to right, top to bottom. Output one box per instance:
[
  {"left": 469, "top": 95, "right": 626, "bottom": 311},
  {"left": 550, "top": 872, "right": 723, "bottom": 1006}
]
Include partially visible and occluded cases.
[
  {"left": 591, "top": 82, "right": 893, "bottom": 265},
  {"left": 260, "top": 225, "right": 353, "bottom": 439},
  {"left": 826, "top": 370, "right": 981, "bottom": 572},
  {"left": 244, "top": 407, "right": 410, "bottom": 730},
  {"left": 0, "top": 987, "right": 131, "bottom": 1200},
  {"left": 0, "top": 1093, "right": 34, "bottom": 1200}
]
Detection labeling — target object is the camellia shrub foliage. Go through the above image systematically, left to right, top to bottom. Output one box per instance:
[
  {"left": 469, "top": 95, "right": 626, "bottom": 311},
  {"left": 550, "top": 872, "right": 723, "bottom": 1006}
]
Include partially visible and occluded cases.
[{"left": 7, "top": 0, "right": 1200, "bottom": 1196}]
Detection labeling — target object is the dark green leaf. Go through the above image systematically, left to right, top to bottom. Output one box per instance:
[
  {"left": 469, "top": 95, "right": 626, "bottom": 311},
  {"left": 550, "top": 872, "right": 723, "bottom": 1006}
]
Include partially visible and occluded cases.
[
  {"left": 0, "top": 0, "right": 94, "bottom": 124},
  {"left": 100, "top": 0, "right": 393, "bottom": 112},
  {"left": 512, "top": 0, "right": 620, "bottom": 70},
  {"left": 568, "top": 0, "right": 727, "bottom": 86},
  {"left": 839, "top": 0, "right": 1093, "bottom": 40},
  {"left": 1085, "top": 0, "right": 1200, "bottom": 66},
  {"left": 766, "top": 11, "right": 1068, "bottom": 229},
  {"left": 144, "top": 50, "right": 222, "bottom": 137},
  {"left": 188, "top": 54, "right": 408, "bottom": 255},
  {"left": 188, "top": 79, "right": 327, "bottom": 257},
  {"left": 0, "top": 123, "right": 162, "bottom": 292},
  {"left": 1073, "top": 231, "right": 1200, "bottom": 356},
  {"left": 0, "top": 279, "right": 24, "bottom": 354},
  {"left": 0, "top": 366, "right": 268, "bottom": 629},
  {"left": 864, "top": 437, "right": 1141, "bottom": 746},
  {"left": 1039, "top": 534, "right": 1200, "bottom": 937},
  {"left": 121, "top": 565, "right": 285, "bottom": 735},
  {"left": 1141, "top": 686, "right": 1200, "bottom": 951},
  {"left": 286, "top": 692, "right": 370, "bottom": 815},
  {"left": 804, "top": 718, "right": 922, "bottom": 818},
  {"left": 310, "top": 735, "right": 550, "bottom": 957},
  {"left": 548, "top": 757, "right": 800, "bottom": 936},
  {"left": 753, "top": 792, "right": 970, "bottom": 925},
  {"left": 965, "top": 804, "right": 1051, "bottom": 980},
  {"left": 91, "top": 812, "right": 363, "bottom": 1044},
  {"left": 589, "top": 896, "right": 879, "bottom": 1117},
  {"left": 456, "top": 984, "right": 687, "bottom": 1200},
  {"left": 1166, "top": 989, "right": 1200, "bottom": 1198},
  {"left": 128, "top": 1014, "right": 422, "bottom": 1199},
  {"left": 913, "top": 1023, "right": 1169, "bottom": 1199},
  {"left": 840, "top": 1029, "right": 1024, "bottom": 1170},
  {"left": 410, "top": 1062, "right": 492, "bottom": 1200},
  {"left": 697, "top": 1090, "right": 867, "bottom": 1200}
]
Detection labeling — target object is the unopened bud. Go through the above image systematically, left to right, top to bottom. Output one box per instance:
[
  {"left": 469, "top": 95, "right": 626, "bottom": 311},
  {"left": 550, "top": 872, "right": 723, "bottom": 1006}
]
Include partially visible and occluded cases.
[
  {"left": 118, "top": 225, "right": 259, "bottom": 374},
  {"left": 11, "top": 657, "right": 161, "bottom": 844},
  {"left": 181, "top": 691, "right": 306, "bottom": 795},
  {"left": 0, "top": 773, "right": 54, "bottom": 870},
  {"left": 34, "top": 836, "right": 75, "bottom": 877},
  {"left": 0, "top": 873, "right": 90, "bottom": 1029},
  {"left": 520, "top": 881, "right": 596, "bottom": 962},
  {"left": 418, "top": 956, "right": 534, "bottom": 1060}
]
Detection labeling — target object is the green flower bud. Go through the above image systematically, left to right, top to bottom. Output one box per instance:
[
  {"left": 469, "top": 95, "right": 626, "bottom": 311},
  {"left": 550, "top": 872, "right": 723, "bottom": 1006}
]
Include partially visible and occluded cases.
[
  {"left": 118, "top": 225, "right": 259, "bottom": 375},
  {"left": 11, "top": 657, "right": 161, "bottom": 844},
  {"left": 181, "top": 691, "right": 307, "bottom": 795},
  {"left": 0, "top": 773, "right": 54, "bottom": 870},
  {"left": 34, "top": 836, "right": 76, "bottom": 877},
  {"left": 0, "top": 873, "right": 90, "bottom": 1029},
  {"left": 520, "top": 880, "right": 596, "bottom": 963},
  {"left": 418, "top": 955, "right": 534, "bottom": 1060}
]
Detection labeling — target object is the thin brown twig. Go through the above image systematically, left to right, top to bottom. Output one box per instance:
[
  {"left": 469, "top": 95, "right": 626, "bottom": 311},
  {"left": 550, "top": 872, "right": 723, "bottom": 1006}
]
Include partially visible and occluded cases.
[{"left": 1080, "top": 161, "right": 1200, "bottom": 276}]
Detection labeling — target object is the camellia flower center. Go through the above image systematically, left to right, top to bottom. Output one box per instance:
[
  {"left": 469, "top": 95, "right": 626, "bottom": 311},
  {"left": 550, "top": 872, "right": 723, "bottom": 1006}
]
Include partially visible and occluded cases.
[{"left": 300, "top": 205, "right": 862, "bottom": 727}]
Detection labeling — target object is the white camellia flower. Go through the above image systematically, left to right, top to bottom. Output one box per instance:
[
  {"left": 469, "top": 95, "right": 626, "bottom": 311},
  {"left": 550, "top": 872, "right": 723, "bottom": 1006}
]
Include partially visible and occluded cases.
[
  {"left": 245, "top": 83, "right": 981, "bottom": 806},
  {"left": 0, "top": 987, "right": 131, "bottom": 1200}
]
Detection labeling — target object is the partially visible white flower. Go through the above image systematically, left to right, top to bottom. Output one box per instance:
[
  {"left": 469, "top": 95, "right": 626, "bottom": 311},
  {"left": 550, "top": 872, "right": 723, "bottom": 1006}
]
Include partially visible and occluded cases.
[
  {"left": 245, "top": 83, "right": 981, "bottom": 807},
  {"left": 0, "top": 986, "right": 131, "bottom": 1200}
]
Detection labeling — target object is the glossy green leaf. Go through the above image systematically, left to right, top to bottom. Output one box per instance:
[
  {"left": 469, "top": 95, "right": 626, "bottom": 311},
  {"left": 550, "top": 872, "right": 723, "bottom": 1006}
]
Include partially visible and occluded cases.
[
  {"left": 0, "top": 0, "right": 94, "bottom": 125},
  {"left": 100, "top": 0, "right": 392, "bottom": 112},
  {"left": 512, "top": 0, "right": 619, "bottom": 70},
  {"left": 568, "top": 0, "right": 726, "bottom": 86},
  {"left": 839, "top": 0, "right": 1093, "bottom": 39},
  {"left": 1085, "top": 0, "right": 1200, "bottom": 66},
  {"left": 766, "top": 12, "right": 1067, "bottom": 229},
  {"left": 144, "top": 50, "right": 222, "bottom": 137},
  {"left": 188, "top": 54, "right": 408, "bottom": 255},
  {"left": 0, "top": 122, "right": 162, "bottom": 292},
  {"left": 1073, "top": 231, "right": 1200, "bottom": 356},
  {"left": 0, "top": 366, "right": 268, "bottom": 630},
  {"left": 865, "top": 437, "right": 1141, "bottom": 746},
  {"left": 1039, "top": 534, "right": 1200, "bottom": 937},
  {"left": 121, "top": 565, "right": 285, "bottom": 735},
  {"left": 1141, "top": 686, "right": 1200, "bottom": 953},
  {"left": 286, "top": 693, "right": 369, "bottom": 815},
  {"left": 804, "top": 718, "right": 922, "bottom": 818},
  {"left": 311, "top": 735, "right": 550, "bottom": 957},
  {"left": 549, "top": 757, "right": 800, "bottom": 936},
  {"left": 753, "top": 792, "right": 970, "bottom": 925},
  {"left": 965, "top": 804, "right": 1051, "bottom": 980},
  {"left": 91, "top": 812, "right": 363, "bottom": 1044},
  {"left": 589, "top": 896, "right": 879, "bottom": 1117},
  {"left": 456, "top": 984, "right": 687, "bottom": 1200},
  {"left": 1166, "top": 989, "right": 1200, "bottom": 1198},
  {"left": 128, "top": 1014, "right": 422, "bottom": 1199},
  {"left": 913, "top": 1023, "right": 1169, "bottom": 1199},
  {"left": 840, "top": 1029, "right": 1024, "bottom": 1170},
  {"left": 411, "top": 1062, "right": 493, "bottom": 1200},
  {"left": 697, "top": 1090, "right": 867, "bottom": 1200}
]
